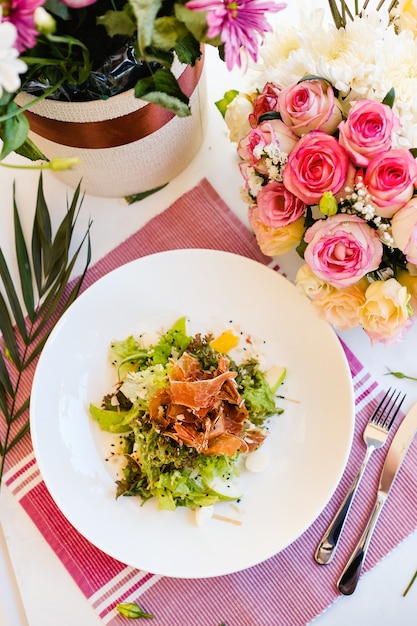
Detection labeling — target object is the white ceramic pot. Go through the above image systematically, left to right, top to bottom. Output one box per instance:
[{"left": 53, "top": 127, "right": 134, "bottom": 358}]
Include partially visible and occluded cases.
[{"left": 16, "top": 53, "right": 207, "bottom": 198}]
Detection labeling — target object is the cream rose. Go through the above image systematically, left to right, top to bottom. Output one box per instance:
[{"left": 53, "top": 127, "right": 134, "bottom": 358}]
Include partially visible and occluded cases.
[
  {"left": 225, "top": 93, "right": 255, "bottom": 143},
  {"left": 391, "top": 198, "right": 417, "bottom": 264},
  {"left": 249, "top": 206, "right": 305, "bottom": 256},
  {"left": 296, "top": 263, "right": 332, "bottom": 299},
  {"left": 359, "top": 278, "right": 412, "bottom": 345},
  {"left": 312, "top": 284, "right": 367, "bottom": 331}
]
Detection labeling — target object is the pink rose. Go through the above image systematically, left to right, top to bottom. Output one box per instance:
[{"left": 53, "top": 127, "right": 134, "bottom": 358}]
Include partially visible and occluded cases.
[
  {"left": 60, "top": 0, "right": 97, "bottom": 6},
  {"left": 278, "top": 79, "right": 342, "bottom": 137},
  {"left": 249, "top": 82, "right": 281, "bottom": 128},
  {"left": 338, "top": 99, "right": 401, "bottom": 167},
  {"left": 238, "top": 119, "right": 298, "bottom": 176},
  {"left": 282, "top": 131, "right": 356, "bottom": 205},
  {"left": 364, "top": 148, "right": 417, "bottom": 218},
  {"left": 256, "top": 181, "right": 306, "bottom": 227},
  {"left": 391, "top": 197, "right": 417, "bottom": 264},
  {"left": 249, "top": 206, "right": 305, "bottom": 256},
  {"left": 304, "top": 214, "right": 383, "bottom": 288},
  {"left": 359, "top": 278, "right": 412, "bottom": 345}
]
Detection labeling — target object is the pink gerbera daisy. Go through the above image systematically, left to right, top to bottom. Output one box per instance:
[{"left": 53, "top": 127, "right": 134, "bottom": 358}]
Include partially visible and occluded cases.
[
  {"left": 2, "top": 0, "right": 46, "bottom": 52},
  {"left": 186, "top": 0, "right": 286, "bottom": 70}
]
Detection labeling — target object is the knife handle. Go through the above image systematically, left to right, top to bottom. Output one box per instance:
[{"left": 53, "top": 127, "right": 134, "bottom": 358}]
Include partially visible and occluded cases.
[{"left": 337, "top": 494, "right": 385, "bottom": 595}]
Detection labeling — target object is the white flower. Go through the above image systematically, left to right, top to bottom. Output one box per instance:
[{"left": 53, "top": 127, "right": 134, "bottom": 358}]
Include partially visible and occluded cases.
[
  {"left": 0, "top": 19, "right": 27, "bottom": 97},
  {"left": 224, "top": 92, "right": 255, "bottom": 143}
]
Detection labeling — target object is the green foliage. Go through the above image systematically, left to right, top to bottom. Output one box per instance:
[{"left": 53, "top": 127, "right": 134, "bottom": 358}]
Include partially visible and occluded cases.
[
  {"left": 134, "top": 67, "right": 191, "bottom": 116},
  {"left": 215, "top": 89, "right": 239, "bottom": 118},
  {"left": 0, "top": 174, "right": 92, "bottom": 483}
]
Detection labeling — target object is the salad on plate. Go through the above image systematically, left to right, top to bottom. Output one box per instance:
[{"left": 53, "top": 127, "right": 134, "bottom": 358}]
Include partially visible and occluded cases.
[{"left": 89, "top": 317, "right": 286, "bottom": 515}]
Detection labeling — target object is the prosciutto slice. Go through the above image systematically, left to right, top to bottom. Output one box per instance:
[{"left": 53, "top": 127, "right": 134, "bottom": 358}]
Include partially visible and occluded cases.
[{"left": 147, "top": 351, "right": 265, "bottom": 457}]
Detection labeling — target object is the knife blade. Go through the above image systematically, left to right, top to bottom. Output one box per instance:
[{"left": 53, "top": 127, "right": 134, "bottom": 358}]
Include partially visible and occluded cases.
[{"left": 337, "top": 397, "right": 417, "bottom": 595}]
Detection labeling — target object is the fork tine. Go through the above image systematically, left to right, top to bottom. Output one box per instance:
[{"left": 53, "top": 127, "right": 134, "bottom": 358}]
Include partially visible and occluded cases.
[{"left": 371, "top": 387, "right": 406, "bottom": 430}]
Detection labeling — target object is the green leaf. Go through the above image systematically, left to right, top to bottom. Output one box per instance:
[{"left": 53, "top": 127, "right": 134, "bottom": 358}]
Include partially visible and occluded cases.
[
  {"left": 130, "top": 0, "right": 163, "bottom": 54},
  {"left": 174, "top": 3, "right": 214, "bottom": 43},
  {"left": 97, "top": 10, "right": 136, "bottom": 38},
  {"left": 151, "top": 16, "right": 188, "bottom": 50},
  {"left": 174, "top": 31, "right": 201, "bottom": 66},
  {"left": 134, "top": 68, "right": 191, "bottom": 116},
  {"left": 382, "top": 88, "right": 395, "bottom": 108},
  {"left": 215, "top": 89, "right": 239, "bottom": 118},
  {"left": 0, "top": 104, "right": 30, "bottom": 160},
  {"left": 258, "top": 111, "right": 281, "bottom": 123},
  {"left": 14, "top": 136, "right": 47, "bottom": 162},
  {"left": 410, "top": 148, "right": 417, "bottom": 159},
  {"left": 32, "top": 174, "right": 53, "bottom": 294},
  {"left": 0, "top": 175, "right": 91, "bottom": 485},
  {"left": 125, "top": 183, "right": 168, "bottom": 204},
  {"left": 13, "top": 191, "right": 35, "bottom": 321},
  {"left": 0, "top": 249, "right": 28, "bottom": 342},
  {"left": 0, "top": 293, "right": 21, "bottom": 369},
  {"left": 0, "top": 352, "right": 14, "bottom": 398},
  {"left": 10, "top": 398, "right": 30, "bottom": 422},
  {"left": 4, "top": 421, "right": 30, "bottom": 453}
]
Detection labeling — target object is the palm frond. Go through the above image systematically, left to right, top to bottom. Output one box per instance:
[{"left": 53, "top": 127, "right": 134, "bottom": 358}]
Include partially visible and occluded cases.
[{"left": 0, "top": 174, "right": 92, "bottom": 484}]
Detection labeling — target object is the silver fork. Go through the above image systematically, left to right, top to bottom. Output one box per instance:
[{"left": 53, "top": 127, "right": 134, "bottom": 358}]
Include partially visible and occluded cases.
[{"left": 315, "top": 387, "right": 405, "bottom": 565}]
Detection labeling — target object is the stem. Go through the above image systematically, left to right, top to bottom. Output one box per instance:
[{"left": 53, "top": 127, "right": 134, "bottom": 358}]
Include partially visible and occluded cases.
[
  {"left": 0, "top": 78, "right": 66, "bottom": 123},
  {"left": 0, "top": 163, "right": 50, "bottom": 170},
  {"left": 403, "top": 570, "right": 417, "bottom": 596}
]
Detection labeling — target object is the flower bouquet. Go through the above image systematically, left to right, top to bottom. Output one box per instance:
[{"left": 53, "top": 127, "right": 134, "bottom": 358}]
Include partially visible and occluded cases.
[
  {"left": 0, "top": 0, "right": 285, "bottom": 166},
  {"left": 221, "top": 0, "right": 417, "bottom": 345}
]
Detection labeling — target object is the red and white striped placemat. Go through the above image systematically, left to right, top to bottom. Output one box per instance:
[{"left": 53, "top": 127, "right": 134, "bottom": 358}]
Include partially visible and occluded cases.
[{"left": 3, "top": 179, "right": 417, "bottom": 626}]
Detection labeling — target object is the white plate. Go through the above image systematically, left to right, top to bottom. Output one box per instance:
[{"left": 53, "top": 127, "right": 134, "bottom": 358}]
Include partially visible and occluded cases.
[{"left": 30, "top": 249, "right": 354, "bottom": 578}]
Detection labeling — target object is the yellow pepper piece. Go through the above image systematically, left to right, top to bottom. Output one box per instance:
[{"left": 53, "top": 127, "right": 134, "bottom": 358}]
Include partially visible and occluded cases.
[{"left": 210, "top": 330, "right": 239, "bottom": 353}]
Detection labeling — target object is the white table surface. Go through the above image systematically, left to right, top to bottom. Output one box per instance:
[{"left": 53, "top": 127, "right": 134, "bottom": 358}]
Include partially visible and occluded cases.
[{"left": 2, "top": 2, "right": 417, "bottom": 623}]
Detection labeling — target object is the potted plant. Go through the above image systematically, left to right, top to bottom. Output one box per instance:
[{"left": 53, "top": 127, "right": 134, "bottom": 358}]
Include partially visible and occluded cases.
[{"left": 0, "top": 0, "right": 286, "bottom": 198}]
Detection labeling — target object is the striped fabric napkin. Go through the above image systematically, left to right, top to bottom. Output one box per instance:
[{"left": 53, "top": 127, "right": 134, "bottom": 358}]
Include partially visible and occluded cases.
[{"left": 3, "top": 179, "right": 417, "bottom": 626}]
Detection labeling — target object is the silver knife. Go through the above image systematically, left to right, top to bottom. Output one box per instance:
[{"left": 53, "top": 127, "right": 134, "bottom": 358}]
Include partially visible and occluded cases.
[{"left": 337, "top": 398, "right": 417, "bottom": 595}]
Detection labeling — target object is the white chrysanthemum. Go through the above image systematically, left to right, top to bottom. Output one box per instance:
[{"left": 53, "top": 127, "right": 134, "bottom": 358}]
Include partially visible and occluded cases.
[
  {"left": 0, "top": 19, "right": 27, "bottom": 97},
  {"left": 371, "top": 29, "right": 417, "bottom": 147}
]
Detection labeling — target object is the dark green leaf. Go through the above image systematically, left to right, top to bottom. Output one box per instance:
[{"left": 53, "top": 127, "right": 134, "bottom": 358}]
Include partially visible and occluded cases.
[
  {"left": 174, "top": 31, "right": 201, "bottom": 66},
  {"left": 134, "top": 68, "right": 190, "bottom": 116},
  {"left": 382, "top": 88, "right": 395, "bottom": 108},
  {"left": 0, "top": 104, "right": 30, "bottom": 159},
  {"left": 258, "top": 111, "right": 282, "bottom": 123},
  {"left": 14, "top": 136, "right": 47, "bottom": 162},
  {"left": 410, "top": 148, "right": 417, "bottom": 159},
  {"left": 32, "top": 174, "right": 53, "bottom": 294},
  {"left": 125, "top": 183, "right": 168, "bottom": 204},
  {"left": 13, "top": 191, "right": 35, "bottom": 321},
  {"left": 0, "top": 249, "right": 28, "bottom": 341},
  {"left": 0, "top": 293, "right": 20, "bottom": 368},
  {"left": 0, "top": 351, "right": 14, "bottom": 398},
  {"left": 0, "top": 382, "right": 10, "bottom": 418},
  {"left": 10, "top": 398, "right": 30, "bottom": 422},
  {"left": 4, "top": 420, "right": 30, "bottom": 453}
]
